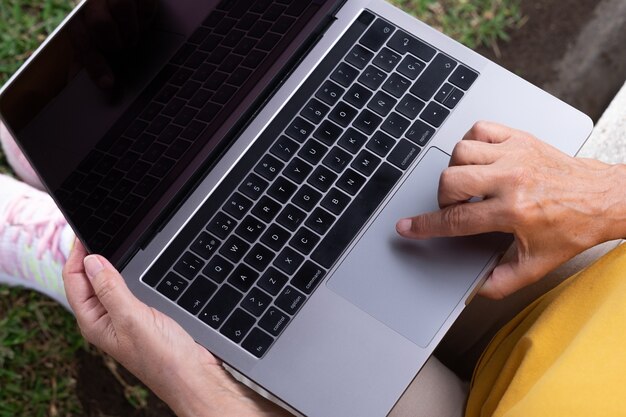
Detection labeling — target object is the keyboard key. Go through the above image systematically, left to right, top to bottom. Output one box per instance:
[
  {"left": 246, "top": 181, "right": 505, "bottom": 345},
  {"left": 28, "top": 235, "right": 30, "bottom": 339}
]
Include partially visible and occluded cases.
[
  {"left": 359, "top": 18, "right": 395, "bottom": 52},
  {"left": 387, "top": 30, "right": 436, "bottom": 62},
  {"left": 346, "top": 44, "right": 374, "bottom": 69},
  {"left": 373, "top": 47, "right": 401, "bottom": 72},
  {"left": 410, "top": 53, "right": 457, "bottom": 101},
  {"left": 397, "top": 55, "right": 426, "bottom": 80},
  {"left": 330, "top": 62, "right": 359, "bottom": 87},
  {"left": 358, "top": 65, "right": 387, "bottom": 90},
  {"left": 449, "top": 65, "right": 478, "bottom": 90},
  {"left": 382, "top": 73, "right": 411, "bottom": 98},
  {"left": 315, "top": 80, "right": 345, "bottom": 106},
  {"left": 434, "top": 82, "right": 454, "bottom": 104},
  {"left": 344, "top": 84, "right": 372, "bottom": 110},
  {"left": 443, "top": 87, "right": 464, "bottom": 109},
  {"left": 367, "top": 91, "right": 397, "bottom": 117},
  {"left": 396, "top": 94, "right": 426, "bottom": 119},
  {"left": 301, "top": 98, "right": 330, "bottom": 124},
  {"left": 329, "top": 101, "right": 358, "bottom": 127},
  {"left": 420, "top": 102, "right": 450, "bottom": 128},
  {"left": 353, "top": 109, "right": 382, "bottom": 135},
  {"left": 382, "top": 112, "right": 411, "bottom": 138},
  {"left": 285, "top": 116, "right": 314, "bottom": 142},
  {"left": 313, "top": 120, "right": 343, "bottom": 146},
  {"left": 406, "top": 120, "right": 436, "bottom": 146},
  {"left": 338, "top": 127, "right": 368, "bottom": 154},
  {"left": 270, "top": 135, "right": 300, "bottom": 162},
  {"left": 298, "top": 139, "right": 328, "bottom": 165},
  {"left": 387, "top": 139, "right": 421, "bottom": 170},
  {"left": 323, "top": 147, "right": 352, "bottom": 173},
  {"left": 351, "top": 150, "right": 381, "bottom": 177},
  {"left": 255, "top": 154, "right": 284, "bottom": 181},
  {"left": 283, "top": 157, "right": 313, "bottom": 184},
  {"left": 311, "top": 163, "right": 402, "bottom": 268},
  {"left": 308, "top": 166, "right": 338, "bottom": 193},
  {"left": 337, "top": 168, "right": 365, "bottom": 196},
  {"left": 239, "top": 173, "right": 269, "bottom": 200},
  {"left": 267, "top": 177, "right": 297, "bottom": 203},
  {"left": 292, "top": 184, "right": 322, "bottom": 211},
  {"left": 321, "top": 188, "right": 351, "bottom": 215},
  {"left": 223, "top": 192, "right": 253, "bottom": 219},
  {"left": 251, "top": 196, "right": 282, "bottom": 223},
  {"left": 277, "top": 204, "right": 306, "bottom": 231},
  {"left": 305, "top": 207, "right": 336, "bottom": 235},
  {"left": 207, "top": 212, "right": 237, "bottom": 239},
  {"left": 235, "top": 215, "right": 266, "bottom": 243},
  {"left": 261, "top": 224, "right": 291, "bottom": 251},
  {"left": 290, "top": 227, "right": 321, "bottom": 255},
  {"left": 190, "top": 232, "right": 221, "bottom": 259},
  {"left": 220, "top": 235, "right": 251, "bottom": 263},
  {"left": 244, "top": 244, "right": 275, "bottom": 271},
  {"left": 274, "top": 247, "right": 304, "bottom": 275},
  {"left": 174, "top": 252, "right": 205, "bottom": 280},
  {"left": 203, "top": 255, "right": 234, "bottom": 283},
  {"left": 291, "top": 261, "right": 326, "bottom": 294},
  {"left": 228, "top": 264, "right": 259, "bottom": 292},
  {"left": 258, "top": 268, "right": 289, "bottom": 296},
  {"left": 156, "top": 272, "right": 188, "bottom": 301},
  {"left": 178, "top": 276, "right": 217, "bottom": 315},
  {"left": 275, "top": 286, "right": 306, "bottom": 315},
  {"left": 241, "top": 288, "right": 272, "bottom": 317},
  {"left": 259, "top": 306, "right": 290, "bottom": 335},
  {"left": 220, "top": 308, "right": 255, "bottom": 343},
  {"left": 242, "top": 328, "right": 274, "bottom": 358}
]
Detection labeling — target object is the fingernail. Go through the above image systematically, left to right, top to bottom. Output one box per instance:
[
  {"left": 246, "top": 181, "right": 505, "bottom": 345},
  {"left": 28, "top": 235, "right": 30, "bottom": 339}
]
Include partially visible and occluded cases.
[
  {"left": 396, "top": 218, "right": 412, "bottom": 234},
  {"left": 84, "top": 255, "right": 105, "bottom": 280}
]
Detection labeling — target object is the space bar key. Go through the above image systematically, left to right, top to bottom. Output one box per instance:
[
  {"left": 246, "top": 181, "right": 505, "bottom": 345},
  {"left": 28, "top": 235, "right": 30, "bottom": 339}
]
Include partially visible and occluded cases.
[{"left": 311, "top": 162, "right": 402, "bottom": 269}]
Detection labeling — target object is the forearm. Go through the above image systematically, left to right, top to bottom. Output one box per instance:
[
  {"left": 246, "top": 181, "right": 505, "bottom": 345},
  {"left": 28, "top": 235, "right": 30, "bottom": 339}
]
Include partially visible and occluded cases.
[{"left": 587, "top": 162, "right": 626, "bottom": 244}]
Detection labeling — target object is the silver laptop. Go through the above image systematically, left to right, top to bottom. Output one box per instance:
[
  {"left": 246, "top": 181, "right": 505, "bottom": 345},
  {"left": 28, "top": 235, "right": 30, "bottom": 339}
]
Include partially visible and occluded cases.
[{"left": 0, "top": 0, "right": 592, "bottom": 415}]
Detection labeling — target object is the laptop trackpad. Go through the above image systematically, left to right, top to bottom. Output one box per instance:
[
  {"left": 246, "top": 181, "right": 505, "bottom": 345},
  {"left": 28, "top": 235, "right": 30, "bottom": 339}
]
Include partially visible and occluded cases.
[{"left": 327, "top": 147, "right": 504, "bottom": 347}]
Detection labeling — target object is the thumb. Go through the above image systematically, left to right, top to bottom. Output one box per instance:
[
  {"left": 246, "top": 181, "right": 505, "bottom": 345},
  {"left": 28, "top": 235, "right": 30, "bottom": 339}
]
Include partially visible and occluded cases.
[
  {"left": 84, "top": 255, "right": 137, "bottom": 319},
  {"left": 478, "top": 260, "right": 538, "bottom": 299}
]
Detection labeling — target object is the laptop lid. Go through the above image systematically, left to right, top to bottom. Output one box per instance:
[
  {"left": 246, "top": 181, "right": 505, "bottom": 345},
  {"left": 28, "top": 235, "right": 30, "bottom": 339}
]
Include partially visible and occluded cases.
[{"left": 0, "top": 0, "right": 343, "bottom": 268}]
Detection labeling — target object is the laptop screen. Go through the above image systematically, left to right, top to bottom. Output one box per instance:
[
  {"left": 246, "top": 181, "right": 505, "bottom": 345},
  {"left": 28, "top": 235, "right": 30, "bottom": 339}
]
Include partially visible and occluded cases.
[{"left": 0, "top": 0, "right": 341, "bottom": 266}]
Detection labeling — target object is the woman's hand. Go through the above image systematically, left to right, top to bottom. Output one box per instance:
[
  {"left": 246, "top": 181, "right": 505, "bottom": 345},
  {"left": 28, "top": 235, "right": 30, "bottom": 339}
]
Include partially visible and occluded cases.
[
  {"left": 396, "top": 121, "right": 626, "bottom": 299},
  {"left": 62, "top": 242, "right": 289, "bottom": 417}
]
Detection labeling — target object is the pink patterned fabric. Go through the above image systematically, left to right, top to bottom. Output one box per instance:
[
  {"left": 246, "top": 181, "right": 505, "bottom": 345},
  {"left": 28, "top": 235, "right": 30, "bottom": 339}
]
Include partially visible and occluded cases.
[
  {"left": 0, "top": 122, "right": 43, "bottom": 189},
  {"left": 0, "top": 194, "right": 68, "bottom": 264}
]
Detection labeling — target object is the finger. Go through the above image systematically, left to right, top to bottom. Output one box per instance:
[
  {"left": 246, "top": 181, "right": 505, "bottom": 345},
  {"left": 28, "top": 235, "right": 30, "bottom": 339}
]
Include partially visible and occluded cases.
[
  {"left": 462, "top": 121, "right": 516, "bottom": 144},
  {"left": 449, "top": 139, "right": 504, "bottom": 167},
  {"left": 437, "top": 165, "right": 495, "bottom": 208},
  {"left": 396, "top": 200, "right": 508, "bottom": 239},
  {"left": 63, "top": 241, "right": 95, "bottom": 309},
  {"left": 83, "top": 255, "right": 138, "bottom": 321},
  {"left": 478, "top": 261, "right": 534, "bottom": 299}
]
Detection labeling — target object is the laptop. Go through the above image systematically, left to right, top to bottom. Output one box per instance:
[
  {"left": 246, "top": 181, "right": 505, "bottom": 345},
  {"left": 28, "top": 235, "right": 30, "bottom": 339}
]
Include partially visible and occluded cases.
[{"left": 0, "top": 0, "right": 592, "bottom": 415}]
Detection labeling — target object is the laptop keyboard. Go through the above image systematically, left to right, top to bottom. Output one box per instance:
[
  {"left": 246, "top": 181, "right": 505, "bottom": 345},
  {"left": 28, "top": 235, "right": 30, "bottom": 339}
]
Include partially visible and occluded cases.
[
  {"left": 56, "top": 0, "right": 309, "bottom": 254},
  {"left": 143, "top": 11, "right": 478, "bottom": 358}
]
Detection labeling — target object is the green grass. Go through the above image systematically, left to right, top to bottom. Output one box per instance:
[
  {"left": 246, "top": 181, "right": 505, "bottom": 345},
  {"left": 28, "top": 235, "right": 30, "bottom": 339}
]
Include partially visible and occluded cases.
[
  {"left": 390, "top": 0, "right": 524, "bottom": 54},
  {"left": 0, "top": 1, "right": 525, "bottom": 415},
  {"left": 0, "top": 287, "right": 85, "bottom": 417}
]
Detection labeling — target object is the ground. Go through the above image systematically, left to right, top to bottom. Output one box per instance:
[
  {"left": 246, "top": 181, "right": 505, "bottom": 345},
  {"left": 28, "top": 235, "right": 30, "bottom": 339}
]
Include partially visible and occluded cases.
[{"left": 0, "top": 0, "right": 624, "bottom": 415}]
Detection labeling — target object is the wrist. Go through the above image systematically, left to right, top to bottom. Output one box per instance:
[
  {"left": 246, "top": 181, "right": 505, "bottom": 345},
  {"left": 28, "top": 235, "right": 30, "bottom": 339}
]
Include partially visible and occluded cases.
[{"left": 593, "top": 162, "right": 626, "bottom": 243}]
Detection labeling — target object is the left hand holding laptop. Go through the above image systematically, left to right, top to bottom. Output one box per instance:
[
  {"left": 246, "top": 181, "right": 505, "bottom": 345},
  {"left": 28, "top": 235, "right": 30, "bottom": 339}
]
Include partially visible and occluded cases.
[{"left": 62, "top": 241, "right": 288, "bottom": 417}]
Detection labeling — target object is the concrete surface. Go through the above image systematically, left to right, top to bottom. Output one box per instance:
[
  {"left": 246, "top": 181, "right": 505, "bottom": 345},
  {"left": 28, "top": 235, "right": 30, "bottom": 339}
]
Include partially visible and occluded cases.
[
  {"left": 545, "top": 0, "right": 626, "bottom": 121},
  {"left": 578, "top": 80, "right": 626, "bottom": 163}
]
